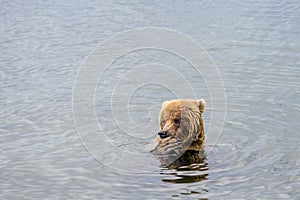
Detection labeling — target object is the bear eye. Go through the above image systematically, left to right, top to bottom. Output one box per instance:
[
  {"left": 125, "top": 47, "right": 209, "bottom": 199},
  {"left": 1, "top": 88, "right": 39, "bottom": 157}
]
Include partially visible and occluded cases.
[{"left": 173, "top": 118, "right": 180, "bottom": 124}]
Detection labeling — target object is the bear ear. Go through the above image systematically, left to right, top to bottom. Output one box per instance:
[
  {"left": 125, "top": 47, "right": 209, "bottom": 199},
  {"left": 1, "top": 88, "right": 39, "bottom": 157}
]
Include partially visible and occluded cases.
[
  {"left": 197, "top": 99, "right": 206, "bottom": 113},
  {"left": 162, "top": 101, "right": 169, "bottom": 107}
]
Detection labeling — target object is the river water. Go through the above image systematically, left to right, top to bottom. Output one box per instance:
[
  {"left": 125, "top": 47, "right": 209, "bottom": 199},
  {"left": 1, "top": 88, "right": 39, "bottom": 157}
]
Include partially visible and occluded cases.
[{"left": 1, "top": 0, "right": 299, "bottom": 199}]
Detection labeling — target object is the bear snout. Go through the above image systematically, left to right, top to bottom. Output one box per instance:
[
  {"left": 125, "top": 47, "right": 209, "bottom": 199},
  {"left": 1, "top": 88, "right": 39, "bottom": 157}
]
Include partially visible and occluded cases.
[{"left": 158, "top": 130, "right": 169, "bottom": 139}]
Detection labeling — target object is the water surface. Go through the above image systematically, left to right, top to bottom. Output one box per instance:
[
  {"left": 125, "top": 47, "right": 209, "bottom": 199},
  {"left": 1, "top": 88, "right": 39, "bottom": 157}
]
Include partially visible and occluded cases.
[{"left": 1, "top": 0, "right": 299, "bottom": 199}]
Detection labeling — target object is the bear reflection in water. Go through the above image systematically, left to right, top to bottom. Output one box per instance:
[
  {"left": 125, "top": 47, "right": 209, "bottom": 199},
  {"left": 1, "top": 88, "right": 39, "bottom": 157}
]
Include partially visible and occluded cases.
[
  {"left": 151, "top": 99, "right": 209, "bottom": 182},
  {"left": 159, "top": 150, "right": 208, "bottom": 184}
]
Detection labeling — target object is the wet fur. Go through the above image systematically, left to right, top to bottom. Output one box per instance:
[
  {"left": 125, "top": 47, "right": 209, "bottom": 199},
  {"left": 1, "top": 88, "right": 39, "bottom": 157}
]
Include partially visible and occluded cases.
[{"left": 151, "top": 99, "right": 206, "bottom": 155}]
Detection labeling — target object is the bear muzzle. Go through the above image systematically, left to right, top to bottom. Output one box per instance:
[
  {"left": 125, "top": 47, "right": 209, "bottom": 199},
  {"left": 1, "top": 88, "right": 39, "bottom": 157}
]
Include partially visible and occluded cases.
[{"left": 158, "top": 130, "right": 169, "bottom": 139}]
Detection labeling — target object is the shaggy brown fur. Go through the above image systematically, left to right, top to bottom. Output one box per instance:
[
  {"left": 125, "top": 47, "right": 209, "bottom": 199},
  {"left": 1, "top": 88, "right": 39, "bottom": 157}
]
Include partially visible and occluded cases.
[{"left": 151, "top": 99, "right": 206, "bottom": 155}]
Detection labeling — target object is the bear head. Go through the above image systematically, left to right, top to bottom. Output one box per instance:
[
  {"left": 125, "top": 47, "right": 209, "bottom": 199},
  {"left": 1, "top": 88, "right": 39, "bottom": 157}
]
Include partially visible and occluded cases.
[{"left": 151, "top": 99, "right": 206, "bottom": 155}]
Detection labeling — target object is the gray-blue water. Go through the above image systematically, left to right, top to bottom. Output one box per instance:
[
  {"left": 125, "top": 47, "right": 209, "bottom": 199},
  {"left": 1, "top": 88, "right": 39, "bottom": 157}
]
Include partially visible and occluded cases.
[{"left": 1, "top": 0, "right": 299, "bottom": 199}]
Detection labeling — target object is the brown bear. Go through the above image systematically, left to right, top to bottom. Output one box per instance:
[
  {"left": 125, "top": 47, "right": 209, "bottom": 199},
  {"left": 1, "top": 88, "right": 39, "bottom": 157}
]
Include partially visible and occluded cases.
[{"left": 151, "top": 99, "right": 206, "bottom": 155}]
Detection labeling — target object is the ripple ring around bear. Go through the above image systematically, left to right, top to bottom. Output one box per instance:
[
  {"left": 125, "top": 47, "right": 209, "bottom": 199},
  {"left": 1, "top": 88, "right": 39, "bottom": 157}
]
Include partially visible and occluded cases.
[{"left": 72, "top": 27, "right": 226, "bottom": 173}]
